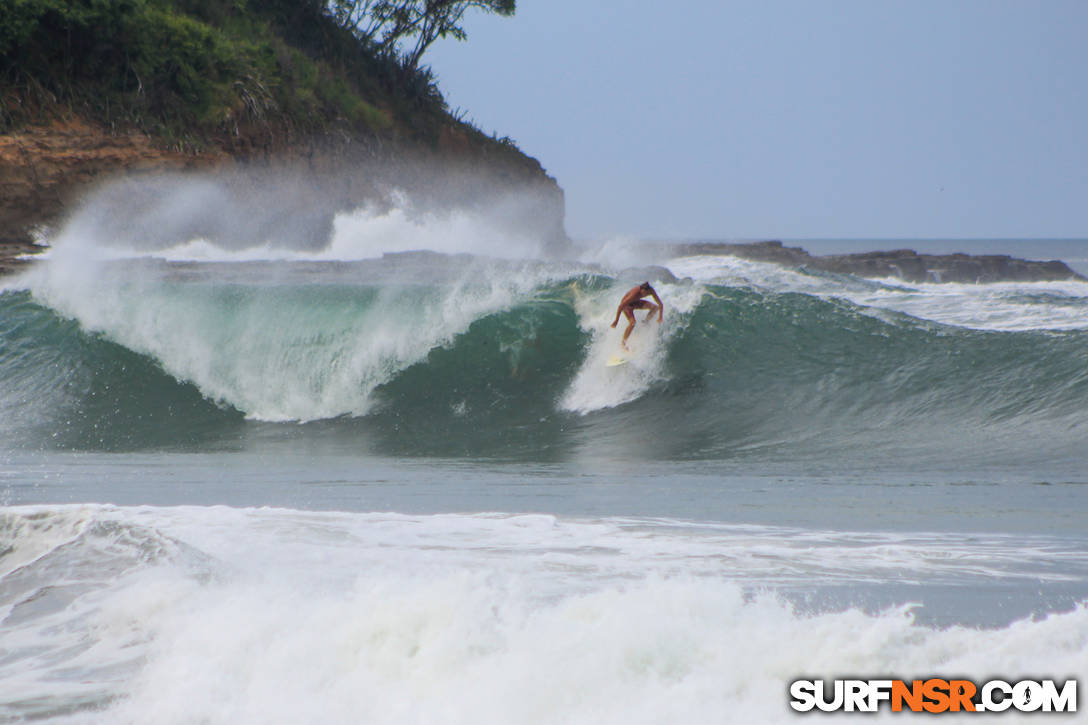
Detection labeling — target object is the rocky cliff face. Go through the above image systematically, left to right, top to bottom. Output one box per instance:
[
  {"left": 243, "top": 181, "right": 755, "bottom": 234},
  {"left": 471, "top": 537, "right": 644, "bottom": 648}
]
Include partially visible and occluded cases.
[
  {"left": 0, "top": 115, "right": 568, "bottom": 272},
  {"left": 0, "top": 118, "right": 217, "bottom": 271},
  {"left": 668, "top": 241, "right": 1085, "bottom": 284}
]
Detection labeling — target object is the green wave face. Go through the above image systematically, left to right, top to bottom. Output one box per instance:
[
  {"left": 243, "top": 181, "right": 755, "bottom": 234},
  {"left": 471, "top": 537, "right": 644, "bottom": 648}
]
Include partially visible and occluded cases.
[
  {"left": 3, "top": 269, "right": 1088, "bottom": 464},
  {"left": 655, "top": 286, "right": 1088, "bottom": 463},
  {"left": 0, "top": 291, "right": 244, "bottom": 450}
]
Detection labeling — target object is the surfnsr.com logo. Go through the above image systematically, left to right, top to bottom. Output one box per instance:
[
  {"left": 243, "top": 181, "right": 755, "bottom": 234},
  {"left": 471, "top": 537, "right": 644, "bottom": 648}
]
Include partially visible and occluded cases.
[{"left": 789, "top": 678, "right": 1077, "bottom": 714}]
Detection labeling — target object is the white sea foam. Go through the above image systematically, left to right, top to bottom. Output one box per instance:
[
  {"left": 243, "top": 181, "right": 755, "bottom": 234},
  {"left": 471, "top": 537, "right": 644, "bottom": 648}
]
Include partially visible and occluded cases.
[
  {"left": 110, "top": 195, "right": 552, "bottom": 263},
  {"left": 323, "top": 195, "right": 552, "bottom": 261},
  {"left": 666, "top": 254, "right": 1088, "bottom": 332},
  {"left": 559, "top": 281, "right": 705, "bottom": 414},
  {"left": 0, "top": 506, "right": 95, "bottom": 578},
  {"left": 2, "top": 506, "right": 1086, "bottom": 724}
]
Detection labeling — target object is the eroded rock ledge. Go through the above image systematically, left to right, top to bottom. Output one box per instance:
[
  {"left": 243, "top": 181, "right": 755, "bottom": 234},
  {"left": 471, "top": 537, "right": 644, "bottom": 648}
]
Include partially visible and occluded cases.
[{"left": 667, "top": 241, "right": 1085, "bottom": 284}]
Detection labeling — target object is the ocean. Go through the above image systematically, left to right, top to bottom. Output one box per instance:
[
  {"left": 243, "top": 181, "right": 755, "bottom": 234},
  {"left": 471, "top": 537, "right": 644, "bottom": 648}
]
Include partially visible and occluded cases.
[{"left": 1, "top": 186, "right": 1086, "bottom": 722}]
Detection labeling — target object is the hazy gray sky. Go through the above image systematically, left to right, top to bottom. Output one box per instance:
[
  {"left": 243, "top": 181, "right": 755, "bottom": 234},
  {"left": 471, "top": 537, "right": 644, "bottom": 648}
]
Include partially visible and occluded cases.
[{"left": 427, "top": 0, "right": 1087, "bottom": 241}]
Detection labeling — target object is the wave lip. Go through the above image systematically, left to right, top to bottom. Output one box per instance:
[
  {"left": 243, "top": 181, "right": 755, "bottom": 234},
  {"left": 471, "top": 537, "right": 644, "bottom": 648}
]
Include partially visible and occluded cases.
[{"left": 18, "top": 253, "right": 570, "bottom": 422}]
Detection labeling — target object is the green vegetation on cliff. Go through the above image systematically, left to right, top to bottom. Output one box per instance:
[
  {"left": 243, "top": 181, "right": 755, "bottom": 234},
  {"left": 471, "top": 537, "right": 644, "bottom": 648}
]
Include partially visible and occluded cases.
[{"left": 0, "top": 0, "right": 513, "bottom": 153}]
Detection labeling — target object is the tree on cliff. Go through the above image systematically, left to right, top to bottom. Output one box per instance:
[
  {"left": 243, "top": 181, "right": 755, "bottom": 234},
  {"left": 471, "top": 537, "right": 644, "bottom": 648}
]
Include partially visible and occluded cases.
[{"left": 330, "top": 0, "right": 515, "bottom": 73}]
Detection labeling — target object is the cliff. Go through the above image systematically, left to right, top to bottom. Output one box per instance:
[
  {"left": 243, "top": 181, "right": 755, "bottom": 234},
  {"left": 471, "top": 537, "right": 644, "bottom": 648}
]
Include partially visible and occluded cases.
[
  {"left": 0, "top": 0, "right": 567, "bottom": 270},
  {"left": 0, "top": 118, "right": 202, "bottom": 271}
]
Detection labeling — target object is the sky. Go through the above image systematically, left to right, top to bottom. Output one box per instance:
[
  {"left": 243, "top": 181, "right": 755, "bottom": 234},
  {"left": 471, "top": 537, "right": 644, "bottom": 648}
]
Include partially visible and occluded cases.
[{"left": 426, "top": 0, "right": 1088, "bottom": 242}]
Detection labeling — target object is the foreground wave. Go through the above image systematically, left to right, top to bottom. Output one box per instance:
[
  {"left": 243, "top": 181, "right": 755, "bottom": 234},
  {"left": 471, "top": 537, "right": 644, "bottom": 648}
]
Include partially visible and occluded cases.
[{"left": 2, "top": 504, "right": 1086, "bottom": 723}]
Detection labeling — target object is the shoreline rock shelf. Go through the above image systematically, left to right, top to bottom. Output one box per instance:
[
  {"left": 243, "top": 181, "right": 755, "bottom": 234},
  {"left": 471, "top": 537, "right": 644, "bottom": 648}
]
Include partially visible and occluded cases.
[{"left": 665, "top": 241, "right": 1086, "bottom": 284}]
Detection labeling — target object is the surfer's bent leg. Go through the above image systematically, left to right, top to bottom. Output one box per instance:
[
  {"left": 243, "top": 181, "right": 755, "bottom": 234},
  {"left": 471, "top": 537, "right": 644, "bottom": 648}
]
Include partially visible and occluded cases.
[
  {"left": 643, "top": 303, "right": 659, "bottom": 321},
  {"left": 621, "top": 307, "right": 636, "bottom": 349}
]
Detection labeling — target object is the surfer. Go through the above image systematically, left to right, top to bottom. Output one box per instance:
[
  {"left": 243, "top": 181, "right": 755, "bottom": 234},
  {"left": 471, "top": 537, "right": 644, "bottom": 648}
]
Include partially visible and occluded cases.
[{"left": 610, "top": 281, "right": 663, "bottom": 350}]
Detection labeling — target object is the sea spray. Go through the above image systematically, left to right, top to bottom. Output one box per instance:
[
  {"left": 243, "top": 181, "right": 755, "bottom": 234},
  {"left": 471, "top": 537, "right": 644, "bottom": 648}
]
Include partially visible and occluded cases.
[
  {"left": 53, "top": 170, "right": 566, "bottom": 262},
  {"left": 325, "top": 192, "right": 556, "bottom": 261},
  {"left": 90, "top": 193, "right": 559, "bottom": 264}
]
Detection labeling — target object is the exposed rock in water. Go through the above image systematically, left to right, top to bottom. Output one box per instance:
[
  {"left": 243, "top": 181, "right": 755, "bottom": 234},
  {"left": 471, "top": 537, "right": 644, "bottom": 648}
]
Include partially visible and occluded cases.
[
  {"left": 0, "top": 237, "right": 45, "bottom": 276},
  {"left": 666, "top": 241, "right": 1086, "bottom": 284}
]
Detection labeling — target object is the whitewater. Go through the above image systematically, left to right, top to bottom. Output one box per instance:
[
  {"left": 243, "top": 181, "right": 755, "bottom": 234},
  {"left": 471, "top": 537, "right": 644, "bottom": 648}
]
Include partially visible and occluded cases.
[{"left": 1, "top": 179, "right": 1086, "bottom": 723}]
